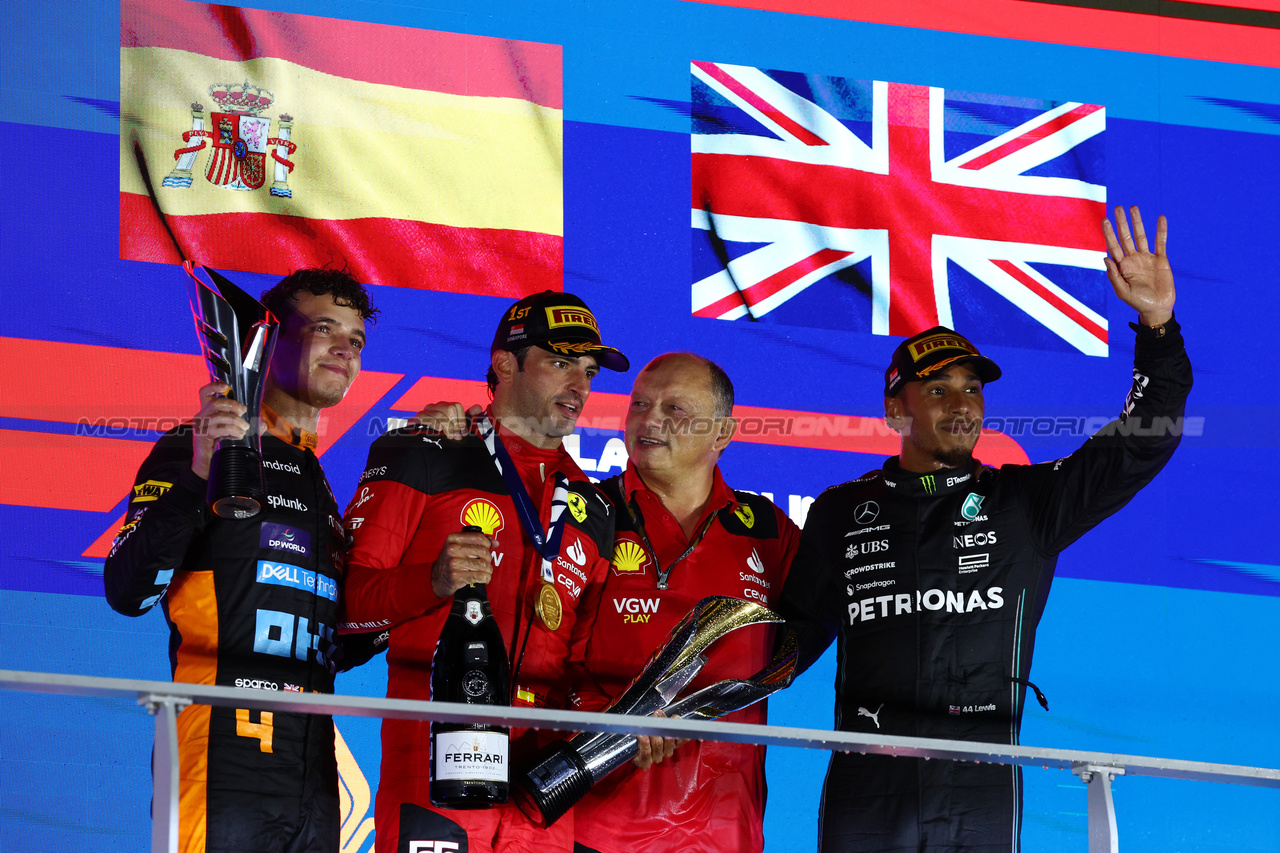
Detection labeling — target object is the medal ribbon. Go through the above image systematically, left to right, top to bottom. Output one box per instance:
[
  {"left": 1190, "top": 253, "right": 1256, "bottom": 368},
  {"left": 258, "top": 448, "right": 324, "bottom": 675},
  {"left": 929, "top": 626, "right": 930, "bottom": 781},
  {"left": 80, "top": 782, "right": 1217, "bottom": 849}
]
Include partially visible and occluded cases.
[{"left": 477, "top": 414, "right": 568, "bottom": 584}]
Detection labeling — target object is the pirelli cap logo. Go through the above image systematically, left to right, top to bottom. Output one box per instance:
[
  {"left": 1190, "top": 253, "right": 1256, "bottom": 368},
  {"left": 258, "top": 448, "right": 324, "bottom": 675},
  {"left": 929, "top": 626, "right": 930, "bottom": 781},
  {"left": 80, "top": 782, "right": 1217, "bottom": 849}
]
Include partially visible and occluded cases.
[
  {"left": 546, "top": 306, "right": 599, "bottom": 333},
  {"left": 907, "top": 333, "right": 978, "bottom": 363},
  {"left": 131, "top": 480, "right": 173, "bottom": 503}
]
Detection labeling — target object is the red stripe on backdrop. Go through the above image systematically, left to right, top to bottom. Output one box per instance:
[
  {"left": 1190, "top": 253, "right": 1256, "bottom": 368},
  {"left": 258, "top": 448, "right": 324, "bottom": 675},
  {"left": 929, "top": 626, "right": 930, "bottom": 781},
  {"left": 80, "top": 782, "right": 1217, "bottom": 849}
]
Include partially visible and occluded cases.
[
  {"left": 121, "top": 0, "right": 563, "bottom": 109},
  {"left": 684, "top": 0, "right": 1280, "bottom": 69},
  {"left": 119, "top": 194, "right": 563, "bottom": 296},
  {"left": 1, "top": 337, "right": 401, "bottom": 517},
  {"left": 388, "top": 376, "right": 1031, "bottom": 466},
  {"left": 0, "top": 431, "right": 155, "bottom": 512}
]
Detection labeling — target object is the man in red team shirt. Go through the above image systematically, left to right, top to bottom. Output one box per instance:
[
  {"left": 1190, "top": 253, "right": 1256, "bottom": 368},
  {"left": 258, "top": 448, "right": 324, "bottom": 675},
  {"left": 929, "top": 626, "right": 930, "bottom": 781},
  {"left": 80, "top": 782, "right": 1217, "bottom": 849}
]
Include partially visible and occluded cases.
[
  {"left": 340, "top": 292, "right": 628, "bottom": 853},
  {"left": 570, "top": 352, "right": 799, "bottom": 853}
]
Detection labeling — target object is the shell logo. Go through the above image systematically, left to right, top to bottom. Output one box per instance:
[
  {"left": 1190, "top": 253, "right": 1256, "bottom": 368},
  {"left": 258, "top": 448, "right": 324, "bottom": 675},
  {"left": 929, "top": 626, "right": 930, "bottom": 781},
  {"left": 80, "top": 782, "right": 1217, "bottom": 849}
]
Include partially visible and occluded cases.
[
  {"left": 460, "top": 499, "right": 504, "bottom": 537},
  {"left": 611, "top": 539, "right": 649, "bottom": 574}
]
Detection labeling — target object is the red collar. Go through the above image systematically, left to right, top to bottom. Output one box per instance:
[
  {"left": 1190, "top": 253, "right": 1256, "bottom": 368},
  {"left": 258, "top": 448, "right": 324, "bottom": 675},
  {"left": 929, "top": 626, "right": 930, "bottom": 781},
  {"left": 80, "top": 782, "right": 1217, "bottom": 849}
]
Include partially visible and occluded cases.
[
  {"left": 485, "top": 409, "right": 565, "bottom": 464},
  {"left": 621, "top": 461, "right": 737, "bottom": 513}
]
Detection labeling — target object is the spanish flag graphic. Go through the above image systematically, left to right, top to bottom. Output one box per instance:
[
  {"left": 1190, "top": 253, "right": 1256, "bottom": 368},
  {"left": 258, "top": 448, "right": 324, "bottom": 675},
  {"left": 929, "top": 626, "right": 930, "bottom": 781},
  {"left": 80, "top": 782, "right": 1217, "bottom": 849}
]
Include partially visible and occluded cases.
[{"left": 120, "top": 0, "right": 563, "bottom": 296}]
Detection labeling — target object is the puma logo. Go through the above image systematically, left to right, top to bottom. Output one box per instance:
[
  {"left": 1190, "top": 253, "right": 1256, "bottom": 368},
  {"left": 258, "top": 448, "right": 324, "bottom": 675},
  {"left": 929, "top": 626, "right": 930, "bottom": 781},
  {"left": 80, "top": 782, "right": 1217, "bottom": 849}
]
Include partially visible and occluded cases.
[
  {"left": 421, "top": 436, "right": 443, "bottom": 449},
  {"left": 857, "top": 703, "right": 884, "bottom": 729}
]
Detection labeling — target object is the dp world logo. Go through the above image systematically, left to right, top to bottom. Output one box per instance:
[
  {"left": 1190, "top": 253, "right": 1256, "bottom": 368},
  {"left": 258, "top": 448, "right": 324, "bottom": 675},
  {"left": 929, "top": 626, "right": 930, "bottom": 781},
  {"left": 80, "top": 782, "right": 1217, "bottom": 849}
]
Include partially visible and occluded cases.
[{"left": 854, "top": 501, "right": 880, "bottom": 525}]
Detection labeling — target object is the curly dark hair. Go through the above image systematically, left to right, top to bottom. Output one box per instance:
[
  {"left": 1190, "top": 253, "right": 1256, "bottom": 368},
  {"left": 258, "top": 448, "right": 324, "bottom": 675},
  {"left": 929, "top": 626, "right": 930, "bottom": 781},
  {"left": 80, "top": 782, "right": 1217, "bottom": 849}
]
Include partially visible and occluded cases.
[{"left": 260, "top": 268, "right": 381, "bottom": 324}]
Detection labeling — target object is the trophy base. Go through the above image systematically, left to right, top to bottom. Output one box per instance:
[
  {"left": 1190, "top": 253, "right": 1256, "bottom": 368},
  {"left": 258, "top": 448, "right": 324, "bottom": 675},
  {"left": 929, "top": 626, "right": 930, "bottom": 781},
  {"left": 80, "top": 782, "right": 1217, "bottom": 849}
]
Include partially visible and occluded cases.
[
  {"left": 208, "top": 445, "right": 266, "bottom": 519},
  {"left": 512, "top": 741, "right": 594, "bottom": 829}
]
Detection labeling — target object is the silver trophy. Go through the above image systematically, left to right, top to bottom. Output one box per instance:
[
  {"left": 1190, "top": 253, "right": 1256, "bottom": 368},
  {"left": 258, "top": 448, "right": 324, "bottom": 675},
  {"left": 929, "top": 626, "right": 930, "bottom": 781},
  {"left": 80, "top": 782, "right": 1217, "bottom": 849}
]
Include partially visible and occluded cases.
[
  {"left": 183, "top": 262, "right": 278, "bottom": 519},
  {"left": 513, "top": 596, "right": 798, "bottom": 827}
]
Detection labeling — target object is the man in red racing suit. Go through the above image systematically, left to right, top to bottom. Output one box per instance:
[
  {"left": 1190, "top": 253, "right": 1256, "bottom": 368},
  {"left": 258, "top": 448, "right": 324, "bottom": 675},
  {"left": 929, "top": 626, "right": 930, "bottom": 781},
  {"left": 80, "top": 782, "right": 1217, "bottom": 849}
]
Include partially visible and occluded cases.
[
  {"left": 778, "top": 207, "right": 1191, "bottom": 852},
  {"left": 341, "top": 291, "right": 628, "bottom": 853},
  {"left": 570, "top": 353, "right": 799, "bottom": 853}
]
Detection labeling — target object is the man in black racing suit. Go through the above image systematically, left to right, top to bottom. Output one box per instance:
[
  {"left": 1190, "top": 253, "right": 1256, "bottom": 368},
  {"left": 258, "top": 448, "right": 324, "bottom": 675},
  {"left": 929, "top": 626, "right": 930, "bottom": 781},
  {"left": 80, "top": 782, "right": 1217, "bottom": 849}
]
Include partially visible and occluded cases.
[
  {"left": 779, "top": 207, "right": 1192, "bottom": 852},
  {"left": 104, "top": 269, "right": 381, "bottom": 853}
]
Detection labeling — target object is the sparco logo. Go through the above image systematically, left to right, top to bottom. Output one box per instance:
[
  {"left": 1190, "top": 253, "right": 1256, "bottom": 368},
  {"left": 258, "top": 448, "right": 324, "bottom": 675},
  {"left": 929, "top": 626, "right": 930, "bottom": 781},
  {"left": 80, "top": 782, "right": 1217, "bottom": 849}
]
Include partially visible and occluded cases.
[
  {"left": 263, "top": 460, "right": 301, "bottom": 474},
  {"left": 268, "top": 494, "right": 308, "bottom": 512},
  {"left": 847, "top": 587, "right": 1004, "bottom": 624},
  {"left": 234, "top": 678, "right": 278, "bottom": 690}
]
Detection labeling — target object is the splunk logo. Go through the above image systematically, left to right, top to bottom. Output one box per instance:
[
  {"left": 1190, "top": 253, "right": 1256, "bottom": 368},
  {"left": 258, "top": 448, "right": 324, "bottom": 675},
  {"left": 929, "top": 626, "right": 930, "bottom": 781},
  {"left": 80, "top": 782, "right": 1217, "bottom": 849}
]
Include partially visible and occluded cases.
[
  {"left": 268, "top": 494, "right": 308, "bottom": 512},
  {"left": 260, "top": 522, "right": 311, "bottom": 557},
  {"left": 256, "top": 561, "right": 338, "bottom": 602},
  {"left": 847, "top": 587, "right": 1004, "bottom": 624}
]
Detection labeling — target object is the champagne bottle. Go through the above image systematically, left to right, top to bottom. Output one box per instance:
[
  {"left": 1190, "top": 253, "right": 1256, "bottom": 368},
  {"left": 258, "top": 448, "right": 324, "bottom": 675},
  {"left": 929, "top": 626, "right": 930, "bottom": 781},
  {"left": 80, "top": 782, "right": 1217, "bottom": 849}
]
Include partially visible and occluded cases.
[{"left": 430, "top": 525, "right": 510, "bottom": 807}]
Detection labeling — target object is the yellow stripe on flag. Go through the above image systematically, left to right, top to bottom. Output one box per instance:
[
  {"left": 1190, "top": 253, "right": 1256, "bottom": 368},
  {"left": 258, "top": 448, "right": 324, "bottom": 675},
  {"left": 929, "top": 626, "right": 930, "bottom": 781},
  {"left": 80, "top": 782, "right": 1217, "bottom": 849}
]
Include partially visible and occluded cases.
[{"left": 121, "top": 47, "right": 562, "bottom": 234}]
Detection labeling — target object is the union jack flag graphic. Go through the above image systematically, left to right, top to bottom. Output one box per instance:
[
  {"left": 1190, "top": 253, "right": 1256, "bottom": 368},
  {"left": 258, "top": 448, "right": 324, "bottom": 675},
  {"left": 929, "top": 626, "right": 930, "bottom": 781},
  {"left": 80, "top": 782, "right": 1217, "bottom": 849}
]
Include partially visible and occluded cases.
[{"left": 691, "top": 62, "right": 1110, "bottom": 356}]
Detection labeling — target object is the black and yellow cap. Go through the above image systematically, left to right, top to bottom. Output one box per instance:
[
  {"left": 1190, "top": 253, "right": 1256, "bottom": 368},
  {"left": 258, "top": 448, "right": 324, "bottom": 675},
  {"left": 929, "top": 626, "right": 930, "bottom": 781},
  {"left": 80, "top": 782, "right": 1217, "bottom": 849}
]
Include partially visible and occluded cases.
[{"left": 492, "top": 291, "right": 629, "bottom": 372}]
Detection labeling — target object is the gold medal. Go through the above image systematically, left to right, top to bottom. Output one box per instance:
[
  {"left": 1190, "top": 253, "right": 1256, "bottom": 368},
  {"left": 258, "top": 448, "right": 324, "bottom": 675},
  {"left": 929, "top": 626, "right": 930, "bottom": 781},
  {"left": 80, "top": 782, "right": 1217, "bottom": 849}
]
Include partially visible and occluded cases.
[{"left": 535, "top": 582, "right": 562, "bottom": 631}]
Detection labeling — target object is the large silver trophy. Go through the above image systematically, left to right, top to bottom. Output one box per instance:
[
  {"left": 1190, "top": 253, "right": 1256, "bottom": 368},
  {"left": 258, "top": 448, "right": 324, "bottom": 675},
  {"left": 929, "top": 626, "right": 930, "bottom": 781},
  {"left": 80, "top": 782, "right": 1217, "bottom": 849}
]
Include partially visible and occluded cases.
[
  {"left": 183, "top": 261, "right": 279, "bottom": 519},
  {"left": 513, "top": 596, "right": 798, "bottom": 827}
]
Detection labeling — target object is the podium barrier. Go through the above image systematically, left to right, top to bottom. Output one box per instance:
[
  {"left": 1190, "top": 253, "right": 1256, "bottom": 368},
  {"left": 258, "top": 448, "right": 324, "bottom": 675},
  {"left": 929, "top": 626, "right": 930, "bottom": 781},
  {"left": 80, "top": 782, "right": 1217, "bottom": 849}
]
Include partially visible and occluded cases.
[{"left": 4, "top": 669, "right": 1278, "bottom": 853}]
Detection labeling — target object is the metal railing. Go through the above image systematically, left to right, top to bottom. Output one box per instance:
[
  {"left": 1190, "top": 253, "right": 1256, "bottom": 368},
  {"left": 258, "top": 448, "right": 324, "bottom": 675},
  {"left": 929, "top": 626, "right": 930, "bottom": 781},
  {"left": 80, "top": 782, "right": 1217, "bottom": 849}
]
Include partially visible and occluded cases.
[{"left": 3, "top": 669, "right": 1278, "bottom": 853}]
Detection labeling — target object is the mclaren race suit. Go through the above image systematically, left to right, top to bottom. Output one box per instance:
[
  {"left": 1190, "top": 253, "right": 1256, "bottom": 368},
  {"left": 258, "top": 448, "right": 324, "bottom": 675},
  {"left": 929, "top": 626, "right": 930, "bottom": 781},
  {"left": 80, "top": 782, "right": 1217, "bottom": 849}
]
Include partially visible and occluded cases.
[
  {"left": 779, "top": 320, "right": 1192, "bottom": 853},
  {"left": 104, "top": 411, "right": 360, "bottom": 853},
  {"left": 340, "top": 420, "right": 614, "bottom": 853},
  {"left": 571, "top": 463, "right": 799, "bottom": 853}
]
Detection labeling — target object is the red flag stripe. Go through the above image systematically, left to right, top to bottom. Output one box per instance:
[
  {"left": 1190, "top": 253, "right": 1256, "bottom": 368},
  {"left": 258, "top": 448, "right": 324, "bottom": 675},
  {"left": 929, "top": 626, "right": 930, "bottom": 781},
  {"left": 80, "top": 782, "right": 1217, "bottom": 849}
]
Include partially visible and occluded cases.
[
  {"left": 122, "top": 0, "right": 562, "bottom": 109},
  {"left": 684, "top": 0, "right": 1280, "bottom": 69},
  {"left": 693, "top": 61, "right": 829, "bottom": 146},
  {"left": 959, "top": 104, "right": 1104, "bottom": 171},
  {"left": 120, "top": 193, "right": 563, "bottom": 296},
  {"left": 694, "top": 248, "right": 856, "bottom": 318},
  {"left": 990, "top": 260, "right": 1108, "bottom": 345},
  {"left": 387, "top": 377, "right": 1031, "bottom": 466}
]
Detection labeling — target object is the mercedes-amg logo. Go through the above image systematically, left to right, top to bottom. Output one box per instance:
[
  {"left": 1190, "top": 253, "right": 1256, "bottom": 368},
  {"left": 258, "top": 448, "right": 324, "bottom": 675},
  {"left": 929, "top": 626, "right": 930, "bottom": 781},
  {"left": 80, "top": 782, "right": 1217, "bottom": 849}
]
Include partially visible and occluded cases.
[{"left": 854, "top": 501, "right": 880, "bottom": 525}]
